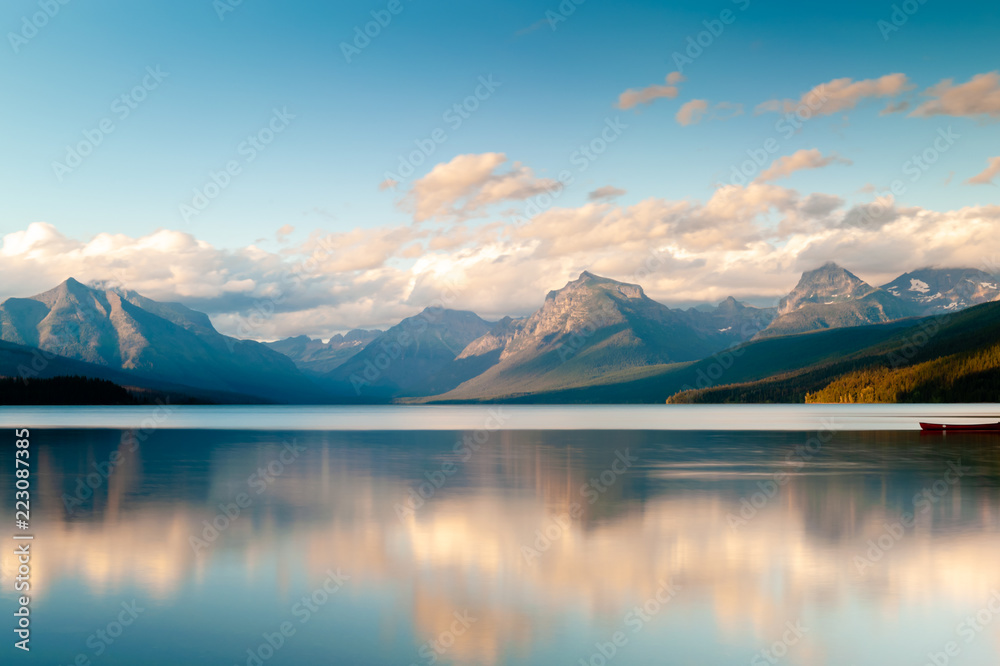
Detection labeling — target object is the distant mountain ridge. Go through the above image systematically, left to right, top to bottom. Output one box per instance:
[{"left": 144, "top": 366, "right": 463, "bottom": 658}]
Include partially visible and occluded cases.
[
  {"left": 4, "top": 264, "right": 999, "bottom": 404},
  {"left": 755, "top": 264, "right": 1000, "bottom": 339},
  {"left": 880, "top": 268, "right": 1000, "bottom": 314},
  {"left": 425, "top": 272, "right": 773, "bottom": 401},
  {"left": 0, "top": 278, "right": 322, "bottom": 403},
  {"left": 322, "top": 307, "right": 494, "bottom": 399},
  {"left": 264, "top": 329, "right": 381, "bottom": 374}
]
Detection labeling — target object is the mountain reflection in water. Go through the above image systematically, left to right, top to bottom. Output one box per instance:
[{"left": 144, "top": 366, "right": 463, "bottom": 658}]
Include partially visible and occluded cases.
[{"left": 3, "top": 427, "right": 1000, "bottom": 665}]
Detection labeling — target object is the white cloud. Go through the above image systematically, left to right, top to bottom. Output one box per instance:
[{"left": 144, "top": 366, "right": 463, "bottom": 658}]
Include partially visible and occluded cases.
[
  {"left": 910, "top": 72, "right": 1000, "bottom": 118},
  {"left": 756, "top": 73, "right": 911, "bottom": 116},
  {"left": 757, "top": 149, "right": 852, "bottom": 182},
  {"left": 406, "top": 153, "right": 558, "bottom": 222},
  {"left": 8, "top": 163, "right": 1000, "bottom": 343}
]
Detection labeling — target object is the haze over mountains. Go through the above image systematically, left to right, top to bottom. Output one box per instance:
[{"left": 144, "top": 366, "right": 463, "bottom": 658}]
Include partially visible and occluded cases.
[{"left": 2, "top": 263, "right": 999, "bottom": 404}]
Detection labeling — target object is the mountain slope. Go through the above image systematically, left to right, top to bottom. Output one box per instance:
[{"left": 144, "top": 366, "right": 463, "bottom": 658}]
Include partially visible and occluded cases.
[
  {"left": 777, "top": 262, "right": 874, "bottom": 314},
  {"left": 757, "top": 263, "right": 918, "bottom": 338},
  {"left": 880, "top": 267, "right": 1000, "bottom": 314},
  {"left": 428, "top": 272, "right": 764, "bottom": 401},
  {"left": 0, "top": 278, "right": 322, "bottom": 403},
  {"left": 757, "top": 289, "right": 919, "bottom": 339},
  {"left": 680, "top": 296, "right": 777, "bottom": 346},
  {"left": 668, "top": 300, "right": 1000, "bottom": 404},
  {"left": 324, "top": 308, "right": 493, "bottom": 399},
  {"left": 265, "top": 329, "right": 380, "bottom": 374}
]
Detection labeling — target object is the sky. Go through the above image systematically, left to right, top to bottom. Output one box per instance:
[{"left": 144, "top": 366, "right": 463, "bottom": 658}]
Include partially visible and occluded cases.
[{"left": 2, "top": 0, "right": 1000, "bottom": 339}]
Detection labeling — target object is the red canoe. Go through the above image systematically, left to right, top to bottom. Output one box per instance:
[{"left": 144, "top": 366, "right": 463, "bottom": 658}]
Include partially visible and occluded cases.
[{"left": 919, "top": 421, "right": 1000, "bottom": 432}]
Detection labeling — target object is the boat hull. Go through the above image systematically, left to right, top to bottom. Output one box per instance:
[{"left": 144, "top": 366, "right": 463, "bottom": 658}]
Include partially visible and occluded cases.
[{"left": 919, "top": 421, "right": 1000, "bottom": 432}]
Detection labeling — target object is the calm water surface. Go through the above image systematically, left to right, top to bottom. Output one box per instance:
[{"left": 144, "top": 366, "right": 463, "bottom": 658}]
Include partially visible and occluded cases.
[{"left": 2, "top": 411, "right": 1000, "bottom": 665}]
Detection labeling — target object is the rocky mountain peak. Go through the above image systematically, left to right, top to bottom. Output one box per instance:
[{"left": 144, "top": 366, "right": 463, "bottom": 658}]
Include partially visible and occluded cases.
[{"left": 778, "top": 263, "right": 874, "bottom": 315}]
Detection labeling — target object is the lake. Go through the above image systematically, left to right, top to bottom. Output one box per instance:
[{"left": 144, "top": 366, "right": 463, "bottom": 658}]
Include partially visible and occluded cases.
[{"left": 2, "top": 406, "right": 1000, "bottom": 665}]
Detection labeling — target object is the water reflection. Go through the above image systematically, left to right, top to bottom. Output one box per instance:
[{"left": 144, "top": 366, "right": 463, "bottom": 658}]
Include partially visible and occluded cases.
[{"left": 3, "top": 428, "right": 1000, "bottom": 665}]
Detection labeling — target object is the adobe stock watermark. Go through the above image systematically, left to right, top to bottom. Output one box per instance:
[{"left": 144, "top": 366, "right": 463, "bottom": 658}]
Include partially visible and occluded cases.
[
  {"left": 8, "top": 0, "right": 74, "bottom": 54},
  {"left": 213, "top": 0, "right": 248, "bottom": 21},
  {"left": 340, "top": 0, "right": 413, "bottom": 63},
  {"left": 525, "top": 0, "right": 588, "bottom": 33},
  {"left": 671, "top": 0, "right": 751, "bottom": 74},
  {"left": 877, "top": 0, "right": 929, "bottom": 41},
  {"left": 52, "top": 66, "right": 169, "bottom": 182},
  {"left": 382, "top": 75, "right": 501, "bottom": 188},
  {"left": 721, "top": 86, "right": 830, "bottom": 187},
  {"left": 179, "top": 107, "right": 295, "bottom": 223},
  {"left": 507, "top": 116, "right": 628, "bottom": 227},
  {"left": 845, "top": 126, "right": 959, "bottom": 231},
  {"left": 556, "top": 247, "right": 677, "bottom": 363},
  {"left": 15, "top": 271, "right": 132, "bottom": 385},
  {"left": 349, "top": 282, "right": 463, "bottom": 395},
  {"left": 676, "top": 308, "right": 776, "bottom": 395},
  {"left": 886, "top": 312, "right": 952, "bottom": 369},
  {"left": 62, "top": 401, "right": 173, "bottom": 514},
  {"left": 394, "top": 407, "right": 508, "bottom": 521},
  {"left": 727, "top": 419, "right": 837, "bottom": 529},
  {"left": 189, "top": 439, "right": 306, "bottom": 555},
  {"left": 521, "top": 449, "right": 638, "bottom": 564},
  {"left": 853, "top": 459, "right": 970, "bottom": 575},
  {"left": 235, "top": 568, "right": 350, "bottom": 666},
  {"left": 577, "top": 579, "right": 681, "bottom": 666},
  {"left": 919, "top": 590, "right": 1000, "bottom": 666},
  {"left": 52, "top": 600, "right": 145, "bottom": 665},
  {"left": 410, "top": 610, "right": 478, "bottom": 665},
  {"left": 750, "top": 619, "right": 809, "bottom": 666}
]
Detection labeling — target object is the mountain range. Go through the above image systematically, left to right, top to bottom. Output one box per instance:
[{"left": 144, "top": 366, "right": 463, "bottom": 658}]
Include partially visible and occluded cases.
[
  {"left": 2, "top": 263, "right": 998, "bottom": 404},
  {"left": 0, "top": 278, "right": 323, "bottom": 403}
]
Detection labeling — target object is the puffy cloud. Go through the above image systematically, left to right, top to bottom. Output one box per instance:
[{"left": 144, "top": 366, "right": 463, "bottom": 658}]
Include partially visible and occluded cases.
[
  {"left": 910, "top": 72, "right": 1000, "bottom": 118},
  {"left": 616, "top": 73, "right": 684, "bottom": 110},
  {"left": 756, "top": 73, "right": 911, "bottom": 116},
  {"left": 676, "top": 100, "right": 709, "bottom": 126},
  {"left": 757, "top": 149, "right": 852, "bottom": 182},
  {"left": 9, "top": 152, "right": 1000, "bottom": 341},
  {"left": 406, "top": 153, "right": 558, "bottom": 222},
  {"left": 967, "top": 156, "right": 1000, "bottom": 185},
  {"left": 587, "top": 186, "right": 627, "bottom": 201}
]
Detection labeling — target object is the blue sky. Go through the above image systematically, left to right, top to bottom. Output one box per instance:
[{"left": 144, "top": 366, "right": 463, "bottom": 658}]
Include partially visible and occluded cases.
[{"left": 3, "top": 0, "right": 1000, "bottom": 335}]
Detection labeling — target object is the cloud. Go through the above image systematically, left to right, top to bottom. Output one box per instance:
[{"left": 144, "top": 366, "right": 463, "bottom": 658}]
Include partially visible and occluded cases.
[
  {"left": 515, "top": 18, "right": 549, "bottom": 36},
  {"left": 910, "top": 72, "right": 1000, "bottom": 118},
  {"left": 616, "top": 73, "right": 684, "bottom": 110},
  {"left": 756, "top": 73, "right": 911, "bottom": 116},
  {"left": 676, "top": 100, "right": 709, "bottom": 126},
  {"left": 676, "top": 100, "right": 744, "bottom": 126},
  {"left": 880, "top": 100, "right": 910, "bottom": 115},
  {"left": 712, "top": 101, "right": 744, "bottom": 120},
  {"left": 11, "top": 149, "right": 1000, "bottom": 341},
  {"left": 757, "top": 149, "right": 852, "bottom": 182},
  {"left": 406, "top": 153, "right": 558, "bottom": 222},
  {"left": 968, "top": 156, "right": 1000, "bottom": 185},
  {"left": 378, "top": 178, "right": 398, "bottom": 191},
  {"left": 588, "top": 186, "right": 626, "bottom": 201},
  {"left": 276, "top": 224, "right": 295, "bottom": 242}
]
